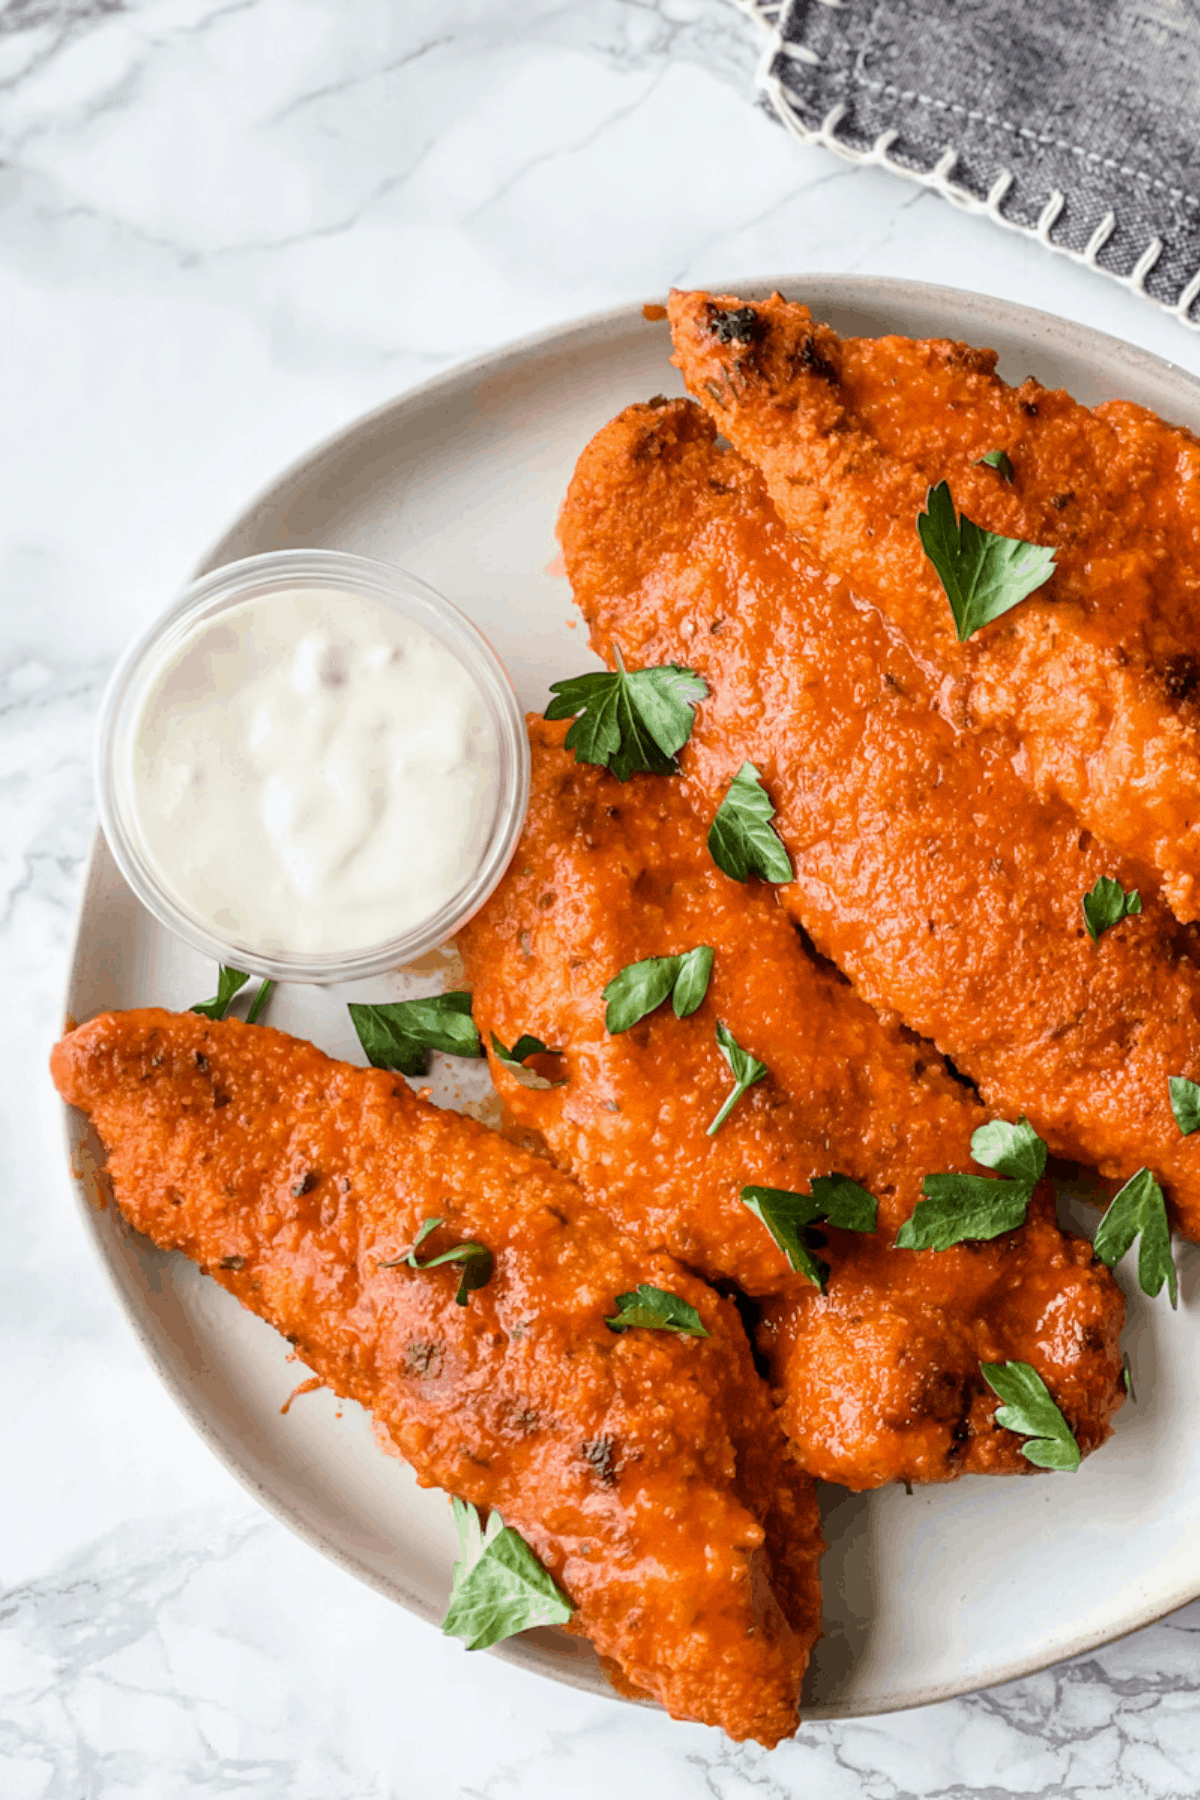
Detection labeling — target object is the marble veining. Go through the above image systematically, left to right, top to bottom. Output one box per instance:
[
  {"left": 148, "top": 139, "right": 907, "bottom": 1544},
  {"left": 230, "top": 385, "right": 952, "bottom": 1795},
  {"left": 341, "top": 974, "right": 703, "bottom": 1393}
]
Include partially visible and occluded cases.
[{"left": 4, "top": 2, "right": 1200, "bottom": 1794}]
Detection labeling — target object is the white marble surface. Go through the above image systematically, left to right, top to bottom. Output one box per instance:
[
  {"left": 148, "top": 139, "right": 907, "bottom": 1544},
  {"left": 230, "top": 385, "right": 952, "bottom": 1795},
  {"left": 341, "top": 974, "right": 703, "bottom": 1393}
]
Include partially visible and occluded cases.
[{"left": 6, "top": 2, "right": 1200, "bottom": 1794}]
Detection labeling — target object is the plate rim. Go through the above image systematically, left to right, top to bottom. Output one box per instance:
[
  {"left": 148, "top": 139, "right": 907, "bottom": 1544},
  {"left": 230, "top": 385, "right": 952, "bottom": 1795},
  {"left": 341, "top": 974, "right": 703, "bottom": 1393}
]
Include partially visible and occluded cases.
[
  {"left": 196, "top": 272, "right": 1199, "bottom": 577},
  {"left": 62, "top": 274, "right": 1200, "bottom": 1724}
]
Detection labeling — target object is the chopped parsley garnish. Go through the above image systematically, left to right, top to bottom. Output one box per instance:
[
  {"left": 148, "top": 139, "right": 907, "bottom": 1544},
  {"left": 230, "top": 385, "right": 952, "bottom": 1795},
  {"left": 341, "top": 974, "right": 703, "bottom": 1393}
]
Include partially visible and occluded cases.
[
  {"left": 976, "top": 449, "right": 1014, "bottom": 481},
  {"left": 917, "top": 480, "right": 1056, "bottom": 641},
  {"left": 544, "top": 653, "right": 707, "bottom": 781},
  {"left": 707, "top": 763, "right": 793, "bottom": 885},
  {"left": 1082, "top": 876, "right": 1142, "bottom": 943},
  {"left": 603, "top": 946, "right": 714, "bottom": 1034},
  {"left": 192, "top": 967, "right": 250, "bottom": 1020},
  {"left": 192, "top": 967, "right": 275, "bottom": 1023},
  {"left": 245, "top": 979, "right": 274, "bottom": 1024},
  {"left": 349, "top": 992, "right": 482, "bottom": 1077},
  {"left": 707, "top": 1021, "right": 768, "bottom": 1135},
  {"left": 489, "top": 1032, "right": 565, "bottom": 1090},
  {"left": 491, "top": 1032, "right": 557, "bottom": 1068},
  {"left": 1169, "top": 1075, "right": 1200, "bottom": 1136},
  {"left": 896, "top": 1116, "right": 1047, "bottom": 1251},
  {"left": 969, "top": 1116, "right": 1048, "bottom": 1183},
  {"left": 1092, "top": 1167, "right": 1177, "bottom": 1307},
  {"left": 807, "top": 1173, "right": 879, "bottom": 1230},
  {"left": 742, "top": 1176, "right": 878, "bottom": 1292},
  {"left": 899, "top": 1177, "right": 1030, "bottom": 1252},
  {"left": 382, "top": 1217, "right": 493, "bottom": 1307},
  {"left": 606, "top": 1284, "right": 709, "bottom": 1336},
  {"left": 1122, "top": 1352, "right": 1136, "bottom": 1402},
  {"left": 981, "top": 1360, "right": 1081, "bottom": 1471},
  {"left": 442, "top": 1498, "right": 572, "bottom": 1650}
]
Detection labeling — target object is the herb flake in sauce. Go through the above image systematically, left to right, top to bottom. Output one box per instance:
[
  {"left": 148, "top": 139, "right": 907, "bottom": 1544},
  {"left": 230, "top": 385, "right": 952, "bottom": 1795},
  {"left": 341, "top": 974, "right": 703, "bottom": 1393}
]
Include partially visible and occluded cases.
[
  {"left": 976, "top": 449, "right": 1014, "bottom": 481},
  {"left": 918, "top": 480, "right": 1056, "bottom": 642},
  {"left": 544, "top": 655, "right": 707, "bottom": 781},
  {"left": 707, "top": 763, "right": 793, "bottom": 885},
  {"left": 1082, "top": 876, "right": 1142, "bottom": 943},
  {"left": 603, "top": 946, "right": 714, "bottom": 1033},
  {"left": 707, "top": 1021, "right": 769, "bottom": 1135},
  {"left": 489, "top": 1031, "right": 566, "bottom": 1090},
  {"left": 492, "top": 1033, "right": 557, "bottom": 1067},
  {"left": 1169, "top": 1075, "right": 1200, "bottom": 1136},
  {"left": 896, "top": 1117, "right": 1048, "bottom": 1251},
  {"left": 741, "top": 1177, "right": 878, "bottom": 1292},
  {"left": 383, "top": 1216, "right": 493, "bottom": 1307},
  {"left": 605, "top": 1284, "right": 709, "bottom": 1336},
  {"left": 981, "top": 1360, "right": 1081, "bottom": 1471}
]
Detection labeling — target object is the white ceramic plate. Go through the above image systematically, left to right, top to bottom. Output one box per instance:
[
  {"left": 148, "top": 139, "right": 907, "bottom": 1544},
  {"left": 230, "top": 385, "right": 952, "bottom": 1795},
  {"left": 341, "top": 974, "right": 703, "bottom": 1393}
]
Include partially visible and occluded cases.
[{"left": 61, "top": 278, "right": 1200, "bottom": 1720}]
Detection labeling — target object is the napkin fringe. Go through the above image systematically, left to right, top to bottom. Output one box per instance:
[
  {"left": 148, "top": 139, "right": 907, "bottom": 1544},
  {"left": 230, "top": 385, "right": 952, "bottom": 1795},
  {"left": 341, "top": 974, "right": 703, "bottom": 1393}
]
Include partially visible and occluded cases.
[{"left": 731, "top": 0, "right": 1200, "bottom": 330}]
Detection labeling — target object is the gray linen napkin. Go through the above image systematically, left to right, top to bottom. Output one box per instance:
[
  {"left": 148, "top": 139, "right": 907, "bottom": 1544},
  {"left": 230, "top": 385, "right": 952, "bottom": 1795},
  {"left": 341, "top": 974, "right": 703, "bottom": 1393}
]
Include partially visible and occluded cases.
[{"left": 735, "top": 0, "right": 1200, "bottom": 327}]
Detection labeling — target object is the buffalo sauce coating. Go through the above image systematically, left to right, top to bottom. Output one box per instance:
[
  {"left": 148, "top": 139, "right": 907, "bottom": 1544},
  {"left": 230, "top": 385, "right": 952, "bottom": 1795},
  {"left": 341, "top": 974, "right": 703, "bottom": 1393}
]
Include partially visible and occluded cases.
[
  {"left": 668, "top": 288, "right": 1200, "bottom": 922},
  {"left": 557, "top": 396, "right": 1200, "bottom": 1244},
  {"left": 458, "top": 719, "right": 1125, "bottom": 1489},
  {"left": 50, "top": 1008, "right": 820, "bottom": 1748}
]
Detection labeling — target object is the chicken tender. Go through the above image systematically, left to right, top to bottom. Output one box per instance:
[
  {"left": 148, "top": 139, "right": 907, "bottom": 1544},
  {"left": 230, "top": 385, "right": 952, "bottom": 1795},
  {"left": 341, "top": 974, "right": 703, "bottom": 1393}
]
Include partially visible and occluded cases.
[
  {"left": 668, "top": 288, "right": 1200, "bottom": 923},
  {"left": 557, "top": 396, "right": 1200, "bottom": 1244},
  {"left": 458, "top": 719, "right": 1125, "bottom": 1489},
  {"left": 51, "top": 1008, "right": 821, "bottom": 1747}
]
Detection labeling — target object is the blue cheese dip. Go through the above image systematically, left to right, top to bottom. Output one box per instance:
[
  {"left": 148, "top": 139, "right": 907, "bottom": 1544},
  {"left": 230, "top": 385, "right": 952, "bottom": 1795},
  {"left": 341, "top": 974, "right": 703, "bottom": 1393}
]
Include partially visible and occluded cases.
[{"left": 125, "top": 585, "right": 501, "bottom": 956}]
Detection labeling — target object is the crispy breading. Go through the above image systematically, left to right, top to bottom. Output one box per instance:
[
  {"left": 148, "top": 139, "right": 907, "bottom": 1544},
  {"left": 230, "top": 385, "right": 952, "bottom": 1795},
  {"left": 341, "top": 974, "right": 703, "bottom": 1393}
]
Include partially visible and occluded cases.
[
  {"left": 668, "top": 288, "right": 1200, "bottom": 923},
  {"left": 556, "top": 395, "right": 1200, "bottom": 1245},
  {"left": 459, "top": 719, "right": 1125, "bottom": 1489},
  {"left": 51, "top": 1008, "right": 821, "bottom": 1747}
]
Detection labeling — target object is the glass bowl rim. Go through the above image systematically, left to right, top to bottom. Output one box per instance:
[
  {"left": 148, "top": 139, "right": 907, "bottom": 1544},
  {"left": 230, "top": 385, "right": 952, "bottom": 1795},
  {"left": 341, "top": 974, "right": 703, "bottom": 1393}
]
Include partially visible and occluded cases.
[{"left": 94, "top": 547, "right": 531, "bottom": 984}]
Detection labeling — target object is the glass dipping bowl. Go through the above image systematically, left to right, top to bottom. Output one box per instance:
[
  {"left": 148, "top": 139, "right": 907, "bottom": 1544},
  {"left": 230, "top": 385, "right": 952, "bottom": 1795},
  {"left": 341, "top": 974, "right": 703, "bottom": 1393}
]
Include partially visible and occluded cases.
[{"left": 95, "top": 549, "right": 531, "bottom": 984}]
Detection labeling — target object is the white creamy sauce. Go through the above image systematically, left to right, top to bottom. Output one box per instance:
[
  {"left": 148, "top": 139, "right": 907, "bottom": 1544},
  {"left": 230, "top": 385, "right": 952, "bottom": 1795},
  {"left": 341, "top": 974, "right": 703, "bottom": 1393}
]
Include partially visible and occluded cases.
[{"left": 127, "top": 586, "right": 500, "bottom": 955}]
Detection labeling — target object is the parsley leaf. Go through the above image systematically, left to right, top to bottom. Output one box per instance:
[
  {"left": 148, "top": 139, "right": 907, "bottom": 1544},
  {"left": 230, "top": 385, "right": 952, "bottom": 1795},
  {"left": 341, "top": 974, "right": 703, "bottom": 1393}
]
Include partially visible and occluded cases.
[
  {"left": 976, "top": 449, "right": 1014, "bottom": 481},
  {"left": 917, "top": 480, "right": 1056, "bottom": 642},
  {"left": 544, "top": 655, "right": 707, "bottom": 782},
  {"left": 707, "top": 763, "right": 793, "bottom": 885},
  {"left": 1082, "top": 876, "right": 1142, "bottom": 943},
  {"left": 670, "top": 944, "right": 715, "bottom": 1018},
  {"left": 603, "top": 945, "right": 714, "bottom": 1033},
  {"left": 605, "top": 958, "right": 676, "bottom": 1032},
  {"left": 192, "top": 967, "right": 250, "bottom": 1020},
  {"left": 192, "top": 967, "right": 274, "bottom": 1023},
  {"left": 245, "top": 979, "right": 274, "bottom": 1025},
  {"left": 349, "top": 992, "right": 482, "bottom": 1077},
  {"left": 707, "top": 1020, "right": 769, "bottom": 1135},
  {"left": 489, "top": 1032, "right": 565, "bottom": 1090},
  {"left": 492, "top": 1033, "right": 557, "bottom": 1067},
  {"left": 1169, "top": 1075, "right": 1200, "bottom": 1136},
  {"left": 896, "top": 1115, "right": 1048, "bottom": 1250},
  {"left": 969, "top": 1115, "right": 1048, "bottom": 1183},
  {"left": 1092, "top": 1167, "right": 1178, "bottom": 1307},
  {"left": 808, "top": 1173, "right": 880, "bottom": 1231},
  {"left": 896, "top": 1175, "right": 1031, "bottom": 1251},
  {"left": 742, "top": 1176, "right": 878, "bottom": 1292},
  {"left": 741, "top": 1188, "right": 827, "bottom": 1289},
  {"left": 382, "top": 1217, "right": 493, "bottom": 1307},
  {"left": 605, "top": 1284, "right": 709, "bottom": 1336},
  {"left": 981, "top": 1360, "right": 1081, "bottom": 1471},
  {"left": 442, "top": 1498, "right": 572, "bottom": 1649}
]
